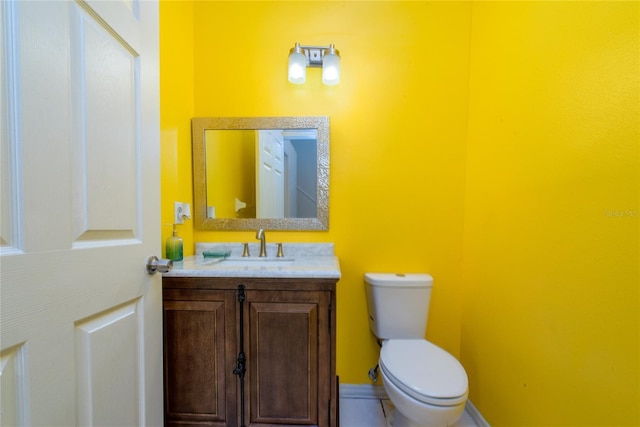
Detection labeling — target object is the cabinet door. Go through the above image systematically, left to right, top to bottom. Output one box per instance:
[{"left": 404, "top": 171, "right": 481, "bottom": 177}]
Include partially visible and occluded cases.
[
  {"left": 245, "top": 290, "right": 331, "bottom": 426},
  {"left": 164, "top": 291, "right": 237, "bottom": 427}
]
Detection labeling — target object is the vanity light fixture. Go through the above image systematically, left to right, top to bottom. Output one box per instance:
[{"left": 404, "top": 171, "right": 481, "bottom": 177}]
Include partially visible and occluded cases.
[{"left": 288, "top": 42, "right": 340, "bottom": 86}]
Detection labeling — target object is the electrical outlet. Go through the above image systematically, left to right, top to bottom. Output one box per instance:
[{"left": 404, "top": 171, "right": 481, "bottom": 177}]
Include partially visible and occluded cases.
[{"left": 174, "top": 202, "right": 184, "bottom": 224}]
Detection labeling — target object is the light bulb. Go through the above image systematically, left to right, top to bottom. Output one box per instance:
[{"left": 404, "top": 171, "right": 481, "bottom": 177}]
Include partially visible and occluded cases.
[
  {"left": 288, "top": 43, "right": 307, "bottom": 84},
  {"left": 322, "top": 44, "right": 340, "bottom": 86}
]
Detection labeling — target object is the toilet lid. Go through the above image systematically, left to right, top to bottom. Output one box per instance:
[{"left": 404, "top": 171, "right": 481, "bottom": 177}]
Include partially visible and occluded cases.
[{"left": 379, "top": 339, "right": 468, "bottom": 406}]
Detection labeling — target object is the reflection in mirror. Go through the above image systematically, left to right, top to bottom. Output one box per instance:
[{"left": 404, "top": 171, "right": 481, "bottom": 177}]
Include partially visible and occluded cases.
[
  {"left": 192, "top": 117, "right": 329, "bottom": 231},
  {"left": 205, "top": 129, "right": 317, "bottom": 219}
]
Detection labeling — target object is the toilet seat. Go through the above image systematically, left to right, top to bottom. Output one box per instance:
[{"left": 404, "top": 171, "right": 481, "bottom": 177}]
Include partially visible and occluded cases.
[{"left": 379, "top": 339, "right": 468, "bottom": 407}]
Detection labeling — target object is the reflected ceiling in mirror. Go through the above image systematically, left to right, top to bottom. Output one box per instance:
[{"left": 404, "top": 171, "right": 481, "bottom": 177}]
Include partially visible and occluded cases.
[{"left": 192, "top": 117, "right": 329, "bottom": 231}]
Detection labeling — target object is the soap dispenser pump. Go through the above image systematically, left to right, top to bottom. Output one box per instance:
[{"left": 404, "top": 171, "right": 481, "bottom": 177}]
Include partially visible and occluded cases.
[{"left": 166, "top": 224, "right": 183, "bottom": 261}]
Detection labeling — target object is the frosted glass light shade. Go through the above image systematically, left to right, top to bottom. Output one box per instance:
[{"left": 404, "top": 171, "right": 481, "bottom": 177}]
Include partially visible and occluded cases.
[
  {"left": 322, "top": 47, "right": 340, "bottom": 86},
  {"left": 288, "top": 50, "right": 307, "bottom": 84}
]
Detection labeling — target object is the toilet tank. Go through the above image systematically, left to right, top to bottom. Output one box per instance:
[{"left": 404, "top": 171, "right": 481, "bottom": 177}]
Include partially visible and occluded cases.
[{"left": 364, "top": 273, "right": 433, "bottom": 339}]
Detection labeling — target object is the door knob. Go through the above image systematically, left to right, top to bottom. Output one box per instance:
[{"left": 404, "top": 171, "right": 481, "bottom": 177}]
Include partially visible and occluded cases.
[{"left": 146, "top": 256, "right": 173, "bottom": 274}]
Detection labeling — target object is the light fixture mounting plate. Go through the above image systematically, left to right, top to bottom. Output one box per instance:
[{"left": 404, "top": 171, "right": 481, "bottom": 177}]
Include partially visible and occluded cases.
[{"left": 298, "top": 45, "right": 331, "bottom": 67}]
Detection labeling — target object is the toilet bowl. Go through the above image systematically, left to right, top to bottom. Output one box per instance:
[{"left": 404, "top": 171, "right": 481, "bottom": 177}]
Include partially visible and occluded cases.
[
  {"left": 364, "top": 273, "right": 469, "bottom": 427},
  {"left": 379, "top": 339, "right": 468, "bottom": 427}
]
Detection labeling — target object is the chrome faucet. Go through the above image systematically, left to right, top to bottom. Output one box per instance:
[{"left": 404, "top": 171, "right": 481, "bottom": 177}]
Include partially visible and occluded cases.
[{"left": 256, "top": 228, "right": 267, "bottom": 257}]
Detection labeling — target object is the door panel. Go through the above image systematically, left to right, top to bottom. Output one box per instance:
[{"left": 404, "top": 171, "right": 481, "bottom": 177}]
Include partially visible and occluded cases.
[
  {"left": 0, "top": 0, "right": 161, "bottom": 425},
  {"left": 72, "top": 2, "right": 140, "bottom": 243},
  {"left": 256, "top": 130, "right": 285, "bottom": 218},
  {"left": 246, "top": 290, "right": 330, "bottom": 426},
  {"left": 163, "top": 295, "right": 238, "bottom": 427},
  {"left": 75, "top": 299, "right": 144, "bottom": 426},
  {"left": 250, "top": 303, "right": 318, "bottom": 423},
  {"left": 0, "top": 344, "right": 28, "bottom": 425}
]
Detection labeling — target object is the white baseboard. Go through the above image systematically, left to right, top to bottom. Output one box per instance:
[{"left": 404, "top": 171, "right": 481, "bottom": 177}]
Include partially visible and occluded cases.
[
  {"left": 339, "top": 383, "right": 387, "bottom": 399},
  {"left": 339, "top": 384, "right": 490, "bottom": 426},
  {"left": 463, "top": 399, "right": 491, "bottom": 427}
]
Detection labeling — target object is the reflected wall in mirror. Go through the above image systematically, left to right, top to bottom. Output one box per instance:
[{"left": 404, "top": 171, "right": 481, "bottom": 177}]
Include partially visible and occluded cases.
[{"left": 192, "top": 117, "right": 329, "bottom": 231}]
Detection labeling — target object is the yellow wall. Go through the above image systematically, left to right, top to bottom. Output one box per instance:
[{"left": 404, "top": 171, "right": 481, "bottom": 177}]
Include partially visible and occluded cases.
[
  {"left": 160, "top": 0, "right": 640, "bottom": 424},
  {"left": 160, "top": 0, "right": 194, "bottom": 256},
  {"left": 161, "top": 0, "right": 472, "bottom": 384},
  {"left": 462, "top": 1, "right": 639, "bottom": 425},
  {"left": 205, "top": 130, "right": 256, "bottom": 218}
]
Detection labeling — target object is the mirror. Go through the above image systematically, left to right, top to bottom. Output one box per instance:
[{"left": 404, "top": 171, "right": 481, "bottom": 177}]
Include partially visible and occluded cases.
[{"left": 192, "top": 116, "right": 329, "bottom": 231}]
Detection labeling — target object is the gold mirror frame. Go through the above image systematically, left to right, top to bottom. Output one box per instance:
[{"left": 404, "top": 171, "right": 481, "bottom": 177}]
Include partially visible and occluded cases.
[{"left": 192, "top": 116, "right": 329, "bottom": 231}]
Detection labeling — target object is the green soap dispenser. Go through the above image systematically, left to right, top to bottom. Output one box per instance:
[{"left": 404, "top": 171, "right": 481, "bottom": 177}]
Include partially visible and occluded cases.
[{"left": 166, "top": 224, "right": 183, "bottom": 261}]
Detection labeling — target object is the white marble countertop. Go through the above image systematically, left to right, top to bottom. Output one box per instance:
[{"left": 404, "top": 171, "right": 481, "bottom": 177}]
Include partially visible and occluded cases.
[{"left": 163, "top": 243, "right": 341, "bottom": 279}]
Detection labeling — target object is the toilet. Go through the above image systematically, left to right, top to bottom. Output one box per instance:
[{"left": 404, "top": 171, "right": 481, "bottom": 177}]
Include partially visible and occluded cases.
[{"left": 364, "top": 273, "right": 468, "bottom": 427}]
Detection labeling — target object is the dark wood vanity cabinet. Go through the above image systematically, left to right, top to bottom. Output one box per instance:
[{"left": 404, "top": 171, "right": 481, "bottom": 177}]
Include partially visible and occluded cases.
[
  {"left": 163, "top": 277, "right": 338, "bottom": 427},
  {"left": 163, "top": 288, "right": 237, "bottom": 426}
]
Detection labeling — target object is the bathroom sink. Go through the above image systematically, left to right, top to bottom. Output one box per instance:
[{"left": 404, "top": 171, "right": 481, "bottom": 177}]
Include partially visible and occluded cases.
[
  {"left": 165, "top": 243, "right": 341, "bottom": 279},
  {"left": 224, "top": 256, "right": 294, "bottom": 262},
  {"left": 220, "top": 257, "right": 296, "bottom": 267}
]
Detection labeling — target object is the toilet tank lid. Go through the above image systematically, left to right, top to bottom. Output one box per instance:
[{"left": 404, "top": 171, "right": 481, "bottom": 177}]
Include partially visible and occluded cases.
[{"left": 364, "top": 273, "right": 433, "bottom": 287}]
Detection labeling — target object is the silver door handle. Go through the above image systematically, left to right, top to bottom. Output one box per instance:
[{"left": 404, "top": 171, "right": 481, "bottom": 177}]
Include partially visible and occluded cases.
[{"left": 146, "top": 256, "right": 173, "bottom": 274}]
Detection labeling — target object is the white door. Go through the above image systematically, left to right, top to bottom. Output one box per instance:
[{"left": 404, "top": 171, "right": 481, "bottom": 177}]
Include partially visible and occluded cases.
[
  {"left": 0, "top": 1, "right": 162, "bottom": 426},
  {"left": 255, "top": 130, "right": 284, "bottom": 218},
  {"left": 283, "top": 140, "right": 298, "bottom": 218}
]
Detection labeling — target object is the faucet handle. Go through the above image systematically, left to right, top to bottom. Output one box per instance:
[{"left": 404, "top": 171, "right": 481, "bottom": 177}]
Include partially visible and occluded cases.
[
  {"left": 242, "top": 243, "right": 250, "bottom": 257},
  {"left": 276, "top": 243, "right": 284, "bottom": 258}
]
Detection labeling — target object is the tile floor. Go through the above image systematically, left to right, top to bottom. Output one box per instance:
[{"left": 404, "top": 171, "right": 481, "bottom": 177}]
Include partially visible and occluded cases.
[{"left": 339, "top": 397, "right": 478, "bottom": 427}]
